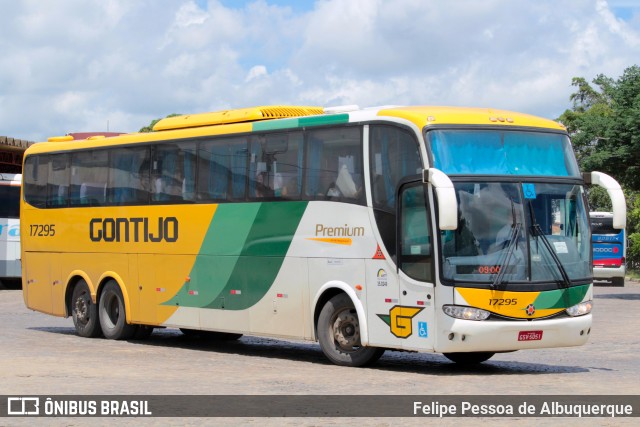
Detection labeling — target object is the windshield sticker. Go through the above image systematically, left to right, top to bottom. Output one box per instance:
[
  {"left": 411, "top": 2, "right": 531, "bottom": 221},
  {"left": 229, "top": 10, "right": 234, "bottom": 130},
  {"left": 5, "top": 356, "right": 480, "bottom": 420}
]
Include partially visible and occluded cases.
[
  {"left": 522, "top": 183, "right": 537, "bottom": 199},
  {"left": 553, "top": 241, "right": 569, "bottom": 254}
]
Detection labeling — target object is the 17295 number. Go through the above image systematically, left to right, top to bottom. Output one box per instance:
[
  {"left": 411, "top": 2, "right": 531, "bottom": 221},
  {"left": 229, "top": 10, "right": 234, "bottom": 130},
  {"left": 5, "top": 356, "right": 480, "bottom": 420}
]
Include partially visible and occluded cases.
[{"left": 29, "top": 224, "right": 56, "bottom": 237}]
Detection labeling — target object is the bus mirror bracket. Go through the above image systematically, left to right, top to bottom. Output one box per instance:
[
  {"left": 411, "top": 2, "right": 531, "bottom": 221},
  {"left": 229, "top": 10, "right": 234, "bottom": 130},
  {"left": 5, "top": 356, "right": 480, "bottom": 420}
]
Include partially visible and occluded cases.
[
  {"left": 423, "top": 168, "right": 458, "bottom": 231},
  {"left": 583, "top": 171, "right": 627, "bottom": 229}
]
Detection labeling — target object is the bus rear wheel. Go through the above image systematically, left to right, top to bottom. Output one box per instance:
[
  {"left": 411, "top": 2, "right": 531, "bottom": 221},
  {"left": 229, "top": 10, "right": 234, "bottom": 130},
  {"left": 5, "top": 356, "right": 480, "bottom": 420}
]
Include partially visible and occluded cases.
[
  {"left": 71, "top": 280, "right": 102, "bottom": 338},
  {"left": 99, "top": 281, "right": 137, "bottom": 340},
  {"left": 317, "top": 293, "right": 384, "bottom": 367},
  {"left": 443, "top": 352, "right": 495, "bottom": 364}
]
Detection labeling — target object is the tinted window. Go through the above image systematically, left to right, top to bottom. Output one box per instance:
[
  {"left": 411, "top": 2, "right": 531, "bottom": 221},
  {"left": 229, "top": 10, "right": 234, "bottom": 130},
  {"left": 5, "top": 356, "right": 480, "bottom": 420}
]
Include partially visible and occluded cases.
[
  {"left": 370, "top": 126, "right": 422, "bottom": 211},
  {"left": 305, "top": 127, "right": 363, "bottom": 204},
  {"left": 249, "top": 132, "right": 303, "bottom": 199},
  {"left": 197, "top": 137, "right": 248, "bottom": 201},
  {"left": 151, "top": 142, "right": 197, "bottom": 202},
  {"left": 70, "top": 150, "right": 108, "bottom": 206},
  {"left": 47, "top": 154, "right": 70, "bottom": 207},
  {"left": 24, "top": 155, "right": 48, "bottom": 208},
  {"left": 399, "top": 184, "right": 433, "bottom": 282},
  {"left": 0, "top": 185, "right": 20, "bottom": 217},
  {"left": 590, "top": 216, "right": 620, "bottom": 235}
]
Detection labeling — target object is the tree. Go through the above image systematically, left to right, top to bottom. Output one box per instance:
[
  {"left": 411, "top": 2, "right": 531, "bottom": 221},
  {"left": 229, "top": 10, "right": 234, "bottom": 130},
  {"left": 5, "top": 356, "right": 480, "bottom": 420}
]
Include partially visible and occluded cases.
[
  {"left": 558, "top": 66, "right": 640, "bottom": 191},
  {"left": 558, "top": 66, "right": 640, "bottom": 270},
  {"left": 139, "top": 113, "right": 182, "bottom": 133}
]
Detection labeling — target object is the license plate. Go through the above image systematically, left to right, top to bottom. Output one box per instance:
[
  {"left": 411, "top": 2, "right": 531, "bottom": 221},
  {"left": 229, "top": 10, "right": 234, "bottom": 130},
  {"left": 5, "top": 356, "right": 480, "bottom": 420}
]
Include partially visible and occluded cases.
[{"left": 518, "top": 330, "right": 543, "bottom": 341}]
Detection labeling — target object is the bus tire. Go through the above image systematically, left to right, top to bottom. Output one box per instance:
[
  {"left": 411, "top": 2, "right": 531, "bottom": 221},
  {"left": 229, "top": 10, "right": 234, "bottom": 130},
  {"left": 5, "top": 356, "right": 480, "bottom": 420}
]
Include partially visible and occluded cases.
[
  {"left": 71, "top": 280, "right": 102, "bottom": 338},
  {"left": 98, "top": 281, "right": 137, "bottom": 340},
  {"left": 317, "top": 293, "right": 384, "bottom": 367},
  {"left": 443, "top": 352, "right": 495, "bottom": 364}
]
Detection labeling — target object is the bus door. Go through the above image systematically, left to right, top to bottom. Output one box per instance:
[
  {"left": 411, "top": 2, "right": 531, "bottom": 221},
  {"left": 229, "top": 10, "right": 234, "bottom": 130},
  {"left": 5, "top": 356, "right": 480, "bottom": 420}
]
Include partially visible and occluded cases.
[
  {"left": 365, "top": 181, "right": 436, "bottom": 351},
  {"left": 395, "top": 182, "right": 436, "bottom": 350}
]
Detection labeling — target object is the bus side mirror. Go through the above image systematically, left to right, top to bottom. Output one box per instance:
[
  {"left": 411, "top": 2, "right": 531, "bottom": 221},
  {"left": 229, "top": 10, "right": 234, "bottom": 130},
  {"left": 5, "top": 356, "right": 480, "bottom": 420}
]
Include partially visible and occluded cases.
[
  {"left": 423, "top": 168, "right": 458, "bottom": 230},
  {"left": 583, "top": 171, "right": 627, "bottom": 229}
]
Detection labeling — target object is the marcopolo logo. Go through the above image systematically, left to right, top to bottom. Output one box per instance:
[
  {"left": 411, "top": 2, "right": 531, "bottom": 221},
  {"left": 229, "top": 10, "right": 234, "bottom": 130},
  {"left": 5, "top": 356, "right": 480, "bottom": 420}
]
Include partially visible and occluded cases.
[{"left": 89, "top": 217, "right": 178, "bottom": 243}]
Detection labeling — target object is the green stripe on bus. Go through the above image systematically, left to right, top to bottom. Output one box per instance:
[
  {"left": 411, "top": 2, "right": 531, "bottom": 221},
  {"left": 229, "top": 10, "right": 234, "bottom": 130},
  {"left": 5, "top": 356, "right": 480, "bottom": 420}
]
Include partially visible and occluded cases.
[
  {"left": 251, "top": 114, "right": 349, "bottom": 132},
  {"left": 298, "top": 114, "right": 349, "bottom": 127},
  {"left": 252, "top": 118, "right": 300, "bottom": 132},
  {"left": 163, "top": 201, "right": 308, "bottom": 310},
  {"left": 205, "top": 201, "right": 308, "bottom": 309},
  {"left": 162, "top": 203, "right": 261, "bottom": 307},
  {"left": 532, "top": 284, "right": 590, "bottom": 309}
]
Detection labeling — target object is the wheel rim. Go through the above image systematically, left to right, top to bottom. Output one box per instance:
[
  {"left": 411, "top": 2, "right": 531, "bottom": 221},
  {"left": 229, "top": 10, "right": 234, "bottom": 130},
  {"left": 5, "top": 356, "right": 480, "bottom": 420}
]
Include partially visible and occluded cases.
[
  {"left": 74, "top": 293, "right": 90, "bottom": 326},
  {"left": 331, "top": 308, "right": 361, "bottom": 353}
]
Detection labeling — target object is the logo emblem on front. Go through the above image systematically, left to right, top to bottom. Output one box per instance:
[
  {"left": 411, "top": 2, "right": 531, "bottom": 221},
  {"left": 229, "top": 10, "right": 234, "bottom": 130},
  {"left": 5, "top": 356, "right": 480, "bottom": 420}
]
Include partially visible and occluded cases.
[
  {"left": 525, "top": 304, "right": 536, "bottom": 316},
  {"left": 377, "top": 306, "right": 423, "bottom": 338}
]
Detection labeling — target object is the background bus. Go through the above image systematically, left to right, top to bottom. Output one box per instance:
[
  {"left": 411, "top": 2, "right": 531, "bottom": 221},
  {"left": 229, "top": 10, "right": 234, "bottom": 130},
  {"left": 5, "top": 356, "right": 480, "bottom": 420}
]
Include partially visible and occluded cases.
[
  {"left": 21, "top": 105, "right": 626, "bottom": 366},
  {"left": 0, "top": 173, "right": 21, "bottom": 289},
  {"left": 590, "top": 211, "right": 626, "bottom": 286}
]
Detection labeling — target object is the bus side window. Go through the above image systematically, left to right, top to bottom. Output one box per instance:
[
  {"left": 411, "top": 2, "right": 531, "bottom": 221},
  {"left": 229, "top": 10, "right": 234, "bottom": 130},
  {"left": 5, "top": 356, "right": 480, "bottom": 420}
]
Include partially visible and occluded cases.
[
  {"left": 369, "top": 125, "right": 423, "bottom": 259},
  {"left": 370, "top": 125, "right": 422, "bottom": 212},
  {"left": 304, "top": 127, "right": 363, "bottom": 204},
  {"left": 249, "top": 132, "right": 303, "bottom": 199},
  {"left": 197, "top": 137, "right": 248, "bottom": 201},
  {"left": 152, "top": 142, "right": 197, "bottom": 203},
  {"left": 108, "top": 147, "right": 150, "bottom": 205},
  {"left": 70, "top": 150, "right": 108, "bottom": 206},
  {"left": 47, "top": 154, "right": 70, "bottom": 207},
  {"left": 24, "top": 155, "right": 49, "bottom": 208},
  {"left": 398, "top": 183, "right": 433, "bottom": 282}
]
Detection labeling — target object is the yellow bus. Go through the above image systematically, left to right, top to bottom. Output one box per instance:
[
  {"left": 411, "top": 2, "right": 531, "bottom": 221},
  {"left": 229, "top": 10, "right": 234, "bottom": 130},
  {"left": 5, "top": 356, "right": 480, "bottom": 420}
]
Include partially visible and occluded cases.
[{"left": 21, "top": 105, "right": 626, "bottom": 366}]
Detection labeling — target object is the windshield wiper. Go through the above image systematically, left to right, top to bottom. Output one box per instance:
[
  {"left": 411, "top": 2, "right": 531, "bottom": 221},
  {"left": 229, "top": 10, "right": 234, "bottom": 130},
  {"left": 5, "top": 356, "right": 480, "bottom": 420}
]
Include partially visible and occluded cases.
[
  {"left": 492, "top": 199, "right": 520, "bottom": 290},
  {"left": 528, "top": 201, "right": 571, "bottom": 289},
  {"left": 491, "top": 222, "right": 520, "bottom": 290},
  {"left": 530, "top": 224, "right": 571, "bottom": 289}
]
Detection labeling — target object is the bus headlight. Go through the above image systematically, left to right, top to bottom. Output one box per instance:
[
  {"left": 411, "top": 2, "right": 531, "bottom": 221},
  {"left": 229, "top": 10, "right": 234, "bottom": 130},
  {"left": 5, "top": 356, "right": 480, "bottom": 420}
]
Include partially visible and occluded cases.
[
  {"left": 566, "top": 300, "right": 593, "bottom": 317},
  {"left": 443, "top": 305, "right": 490, "bottom": 321}
]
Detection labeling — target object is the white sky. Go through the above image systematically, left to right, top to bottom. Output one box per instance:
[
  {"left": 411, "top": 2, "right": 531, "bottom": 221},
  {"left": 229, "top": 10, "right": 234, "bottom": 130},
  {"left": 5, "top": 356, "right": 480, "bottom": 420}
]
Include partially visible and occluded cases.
[{"left": 1, "top": 0, "right": 639, "bottom": 141}]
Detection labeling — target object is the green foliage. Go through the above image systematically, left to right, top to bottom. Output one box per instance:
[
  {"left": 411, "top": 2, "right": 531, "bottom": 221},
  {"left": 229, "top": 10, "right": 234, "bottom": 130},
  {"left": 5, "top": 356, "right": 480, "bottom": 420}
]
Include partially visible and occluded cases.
[
  {"left": 557, "top": 65, "right": 640, "bottom": 189},
  {"left": 558, "top": 65, "right": 640, "bottom": 269},
  {"left": 139, "top": 113, "right": 182, "bottom": 133},
  {"left": 586, "top": 186, "right": 612, "bottom": 212},
  {"left": 628, "top": 233, "right": 640, "bottom": 269}
]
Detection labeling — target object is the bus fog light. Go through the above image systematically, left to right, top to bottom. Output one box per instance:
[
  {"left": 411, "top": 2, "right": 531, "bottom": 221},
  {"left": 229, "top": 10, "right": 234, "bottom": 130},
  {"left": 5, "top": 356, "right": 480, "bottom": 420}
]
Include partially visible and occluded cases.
[
  {"left": 566, "top": 300, "right": 593, "bottom": 317},
  {"left": 443, "top": 305, "right": 490, "bottom": 321}
]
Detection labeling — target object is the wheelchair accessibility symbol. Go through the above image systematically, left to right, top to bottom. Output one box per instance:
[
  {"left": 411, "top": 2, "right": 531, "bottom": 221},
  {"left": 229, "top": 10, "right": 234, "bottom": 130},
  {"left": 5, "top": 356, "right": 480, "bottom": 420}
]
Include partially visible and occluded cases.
[
  {"left": 522, "top": 183, "right": 537, "bottom": 199},
  {"left": 418, "top": 321, "right": 428, "bottom": 338}
]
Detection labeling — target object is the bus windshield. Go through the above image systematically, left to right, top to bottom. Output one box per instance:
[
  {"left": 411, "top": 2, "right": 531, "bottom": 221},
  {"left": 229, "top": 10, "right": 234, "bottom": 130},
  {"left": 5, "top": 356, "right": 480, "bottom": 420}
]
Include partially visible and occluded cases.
[
  {"left": 429, "top": 130, "right": 581, "bottom": 177},
  {"left": 440, "top": 182, "right": 591, "bottom": 288},
  {"left": 590, "top": 216, "right": 621, "bottom": 236}
]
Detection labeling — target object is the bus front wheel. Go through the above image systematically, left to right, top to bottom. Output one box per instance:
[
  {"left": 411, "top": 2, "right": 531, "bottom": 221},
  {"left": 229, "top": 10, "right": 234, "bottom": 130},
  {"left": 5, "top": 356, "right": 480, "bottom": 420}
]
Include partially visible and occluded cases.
[
  {"left": 71, "top": 280, "right": 102, "bottom": 338},
  {"left": 99, "top": 281, "right": 137, "bottom": 340},
  {"left": 317, "top": 293, "right": 384, "bottom": 367}
]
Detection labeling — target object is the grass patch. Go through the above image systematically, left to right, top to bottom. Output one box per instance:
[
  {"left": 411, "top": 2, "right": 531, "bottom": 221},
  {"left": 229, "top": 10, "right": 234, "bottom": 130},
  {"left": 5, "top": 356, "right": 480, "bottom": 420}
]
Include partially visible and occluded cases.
[{"left": 627, "top": 269, "right": 640, "bottom": 280}]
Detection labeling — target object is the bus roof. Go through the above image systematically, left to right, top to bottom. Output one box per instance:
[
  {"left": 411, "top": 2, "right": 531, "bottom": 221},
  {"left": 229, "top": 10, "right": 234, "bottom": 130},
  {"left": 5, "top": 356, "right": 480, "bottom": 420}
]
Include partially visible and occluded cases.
[
  {"left": 31, "top": 105, "right": 566, "bottom": 155},
  {"left": 376, "top": 106, "right": 566, "bottom": 131}
]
